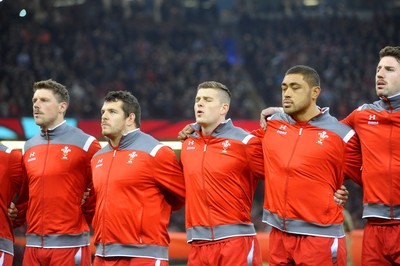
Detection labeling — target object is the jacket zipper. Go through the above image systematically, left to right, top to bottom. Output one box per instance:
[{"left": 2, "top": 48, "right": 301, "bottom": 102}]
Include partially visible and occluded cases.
[
  {"left": 388, "top": 110, "right": 394, "bottom": 218},
  {"left": 283, "top": 127, "right": 302, "bottom": 230},
  {"left": 41, "top": 131, "right": 50, "bottom": 246},
  {"left": 202, "top": 141, "right": 215, "bottom": 239},
  {"left": 102, "top": 148, "right": 117, "bottom": 255}
]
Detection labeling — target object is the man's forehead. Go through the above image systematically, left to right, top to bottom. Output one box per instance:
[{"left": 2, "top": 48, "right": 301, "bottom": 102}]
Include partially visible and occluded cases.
[
  {"left": 379, "top": 56, "right": 400, "bottom": 67},
  {"left": 282, "top": 74, "right": 305, "bottom": 84},
  {"left": 196, "top": 88, "right": 218, "bottom": 96},
  {"left": 33, "top": 89, "right": 55, "bottom": 98},
  {"left": 102, "top": 100, "right": 123, "bottom": 108}
]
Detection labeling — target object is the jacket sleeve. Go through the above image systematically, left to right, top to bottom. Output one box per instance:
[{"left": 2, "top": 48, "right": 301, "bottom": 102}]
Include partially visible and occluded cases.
[
  {"left": 341, "top": 109, "right": 356, "bottom": 128},
  {"left": 251, "top": 127, "right": 266, "bottom": 139},
  {"left": 344, "top": 131, "right": 363, "bottom": 187},
  {"left": 247, "top": 136, "right": 265, "bottom": 180},
  {"left": 81, "top": 139, "right": 102, "bottom": 225},
  {"left": 153, "top": 146, "right": 185, "bottom": 212},
  {"left": 8, "top": 149, "right": 25, "bottom": 228},
  {"left": 9, "top": 149, "right": 23, "bottom": 202},
  {"left": 14, "top": 162, "right": 29, "bottom": 228}
]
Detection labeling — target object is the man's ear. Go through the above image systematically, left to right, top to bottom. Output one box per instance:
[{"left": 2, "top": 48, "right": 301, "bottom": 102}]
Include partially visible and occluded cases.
[
  {"left": 312, "top": 86, "right": 321, "bottom": 100},
  {"left": 59, "top": 102, "right": 68, "bottom": 114},
  {"left": 221, "top": 103, "right": 229, "bottom": 115},
  {"left": 127, "top": 113, "right": 136, "bottom": 127}
]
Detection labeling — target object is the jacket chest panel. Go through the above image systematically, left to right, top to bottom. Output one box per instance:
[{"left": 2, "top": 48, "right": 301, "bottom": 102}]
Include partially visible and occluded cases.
[
  {"left": 265, "top": 123, "right": 345, "bottom": 171},
  {"left": 183, "top": 140, "right": 248, "bottom": 177},
  {"left": 24, "top": 146, "right": 84, "bottom": 183},
  {"left": 92, "top": 151, "right": 153, "bottom": 191}
]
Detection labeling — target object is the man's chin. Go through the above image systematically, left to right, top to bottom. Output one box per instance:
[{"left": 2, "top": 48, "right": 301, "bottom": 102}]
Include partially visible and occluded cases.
[
  {"left": 282, "top": 107, "right": 292, "bottom": 114},
  {"left": 33, "top": 118, "right": 43, "bottom": 126}
]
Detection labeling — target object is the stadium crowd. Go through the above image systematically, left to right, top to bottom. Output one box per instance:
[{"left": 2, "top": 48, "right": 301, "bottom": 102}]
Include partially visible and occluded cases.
[{"left": 1, "top": 0, "right": 399, "bottom": 239}]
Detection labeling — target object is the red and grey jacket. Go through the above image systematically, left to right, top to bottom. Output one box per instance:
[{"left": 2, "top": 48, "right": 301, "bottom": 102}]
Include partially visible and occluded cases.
[
  {"left": 342, "top": 93, "right": 400, "bottom": 222},
  {"left": 260, "top": 108, "right": 361, "bottom": 238},
  {"left": 180, "top": 119, "right": 264, "bottom": 242},
  {"left": 20, "top": 121, "right": 101, "bottom": 248},
  {"left": 91, "top": 129, "right": 185, "bottom": 260},
  {"left": 0, "top": 144, "right": 23, "bottom": 255}
]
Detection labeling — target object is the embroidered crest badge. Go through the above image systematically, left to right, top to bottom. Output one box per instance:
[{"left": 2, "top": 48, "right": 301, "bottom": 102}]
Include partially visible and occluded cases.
[
  {"left": 317, "top": 131, "right": 329, "bottom": 145},
  {"left": 222, "top": 140, "right": 231, "bottom": 154},
  {"left": 61, "top": 146, "right": 71, "bottom": 160},
  {"left": 128, "top": 151, "right": 138, "bottom": 164}
]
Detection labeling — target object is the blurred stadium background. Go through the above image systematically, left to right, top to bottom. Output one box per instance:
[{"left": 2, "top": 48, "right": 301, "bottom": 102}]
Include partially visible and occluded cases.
[{"left": 1, "top": 0, "right": 399, "bottom": 265}]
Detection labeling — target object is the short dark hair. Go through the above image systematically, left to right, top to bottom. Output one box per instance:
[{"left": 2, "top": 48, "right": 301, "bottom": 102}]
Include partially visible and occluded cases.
[
  {"left": 379, "top": 46, "right": 400, "bottom": 63},
  {"left": 285, "top": 65, "right": 320, "bottom": 88},
  {"left": 33, "top": 79, "right": 70, "bottom": 105},
  {"left": 197, "top": 81, "right": 232, "bottom": 102},
  {"left": 104, "top": 90, "right": 141, "bottom": 127}
]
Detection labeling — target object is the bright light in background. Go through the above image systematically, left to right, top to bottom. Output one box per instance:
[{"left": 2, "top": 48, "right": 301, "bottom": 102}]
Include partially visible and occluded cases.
[
  {"left": 303, "top": 0, "right": 319, "bottom": 6},
  {"left": 19, "top": 9, "right": 27, "bottom": 17}
]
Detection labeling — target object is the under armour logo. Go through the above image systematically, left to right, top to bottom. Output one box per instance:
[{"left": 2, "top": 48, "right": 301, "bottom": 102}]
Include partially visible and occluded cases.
[{"left": 95, "top": 158, "right": 103, "bottom": 168}]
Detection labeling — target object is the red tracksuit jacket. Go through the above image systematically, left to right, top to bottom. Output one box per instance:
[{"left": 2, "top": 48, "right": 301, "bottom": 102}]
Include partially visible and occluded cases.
[
  {"left": 342, "top": 93, "right": 400, "bottom": 222},
  {"left": 259, "top": 108, "right": 361, "bottom": 237},
  {"left": 180, "top": 119, "right": 264, "bottom": 242},
  {"left": 19, "top": 121, "right": 101, "bottom": 248},
  {"left": 91, "top": 129, "right": 185, "bottom": 260},
  {"left": 0, "top": 144, "right": 23, "bottom": 255}
]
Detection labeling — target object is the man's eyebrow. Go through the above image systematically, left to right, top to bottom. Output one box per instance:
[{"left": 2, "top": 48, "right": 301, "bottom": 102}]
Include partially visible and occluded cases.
[{"left": 282, "top": 82, "right": 301, "bottom": 86}]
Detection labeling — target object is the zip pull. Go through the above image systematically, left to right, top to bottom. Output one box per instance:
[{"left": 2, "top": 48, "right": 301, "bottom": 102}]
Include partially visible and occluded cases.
[
  {"left": 299, "top": 128, "right": 303, "bottom": 135},
  {"left": 204, "top": 144, "right": 207, "bottom": 152},
  {"left": 113, "top": 149, "right": 117, "bottom": 157}
]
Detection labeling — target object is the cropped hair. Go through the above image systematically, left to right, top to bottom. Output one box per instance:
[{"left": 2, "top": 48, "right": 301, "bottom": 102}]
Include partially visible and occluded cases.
[
  {"left": 379, "top": 46, "right": 400, "bottom": 63},
  {"left": 285, "top": 65, "right": 320, "bottom": 88},
  {"left": 33, "top": 79, "right": 70, "bottom": 105},
  {"left": 197, "top": 81, "right": 232, "bottom": 102},
  {"left": 104, "top": 90, "right": 141, "bottom": 127}
]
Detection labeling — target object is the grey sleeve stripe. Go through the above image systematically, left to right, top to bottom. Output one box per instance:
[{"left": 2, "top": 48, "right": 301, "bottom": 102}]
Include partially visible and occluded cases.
[
  {"left": 343, "top": 129, "right": 355, "bottom": 143},
  {"left": 242, "top": 134, "right": 254, "bottom": 144},
  {"left": 83, "top": 136, "right": 96, "bottom": 152},
  {"left": 150, "top": 144, "right": 164, "bottom": 157}
]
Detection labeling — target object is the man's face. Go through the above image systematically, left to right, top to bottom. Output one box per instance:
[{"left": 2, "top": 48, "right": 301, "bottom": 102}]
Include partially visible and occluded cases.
[
  {"left": 376, "top": 56, "right": 400, "bottom": 98},
  {"left": 281, "top": 74, "right": 314, "bottom": 118},
  {"left": 194, "top": 88, "right": 226, "bottom": 128},
  {"left": 32, "top": 89, "right": 65, "bottom": 129},
  {"left": 101, "top": 100, "right": 128, "bottom": 140}
]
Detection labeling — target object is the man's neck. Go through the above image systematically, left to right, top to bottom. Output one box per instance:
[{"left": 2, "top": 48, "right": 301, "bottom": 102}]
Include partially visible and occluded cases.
[{"left": 292, "top": 107, "right": 321, "bottom": 122}]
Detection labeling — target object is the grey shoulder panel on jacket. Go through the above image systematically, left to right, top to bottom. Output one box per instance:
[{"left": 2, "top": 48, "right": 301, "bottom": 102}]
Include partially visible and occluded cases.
[
  {"left": 358, "top": 101, "right": 386, "bottom": 112},
  {"left": 270, "top": 112, "right": 354, "bottom": 141},
  {"left": 310, "top": 114, "right": 354, "bottom": 140},
  {"left": 24, "top": 124, "right": 96, "bottom": 152},
  {"left": 214, "top": 125, "right": 255, "bottom": 144},
  {"left": 95, "top": 131, "right": 164, "bottom": 157},
  {"left": 127, "top": 131, "right": 164, "bottom": 155},
  {"left": 0, "top": 143, "right": 10, "bottom": 153}
]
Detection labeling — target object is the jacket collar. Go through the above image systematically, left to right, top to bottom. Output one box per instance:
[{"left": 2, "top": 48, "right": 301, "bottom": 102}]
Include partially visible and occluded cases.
[
  {"left": 379, "top": 93, "right": 400, "bottom": 111},
  {"left": 191, "top": 119, "right": 233, "bottom": 138},
  {"left": 40, "top": 120, "right": 67, "bottom": 138},
  {"left": 108, "top": 128, "right": 140, "bottom": 150}
]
